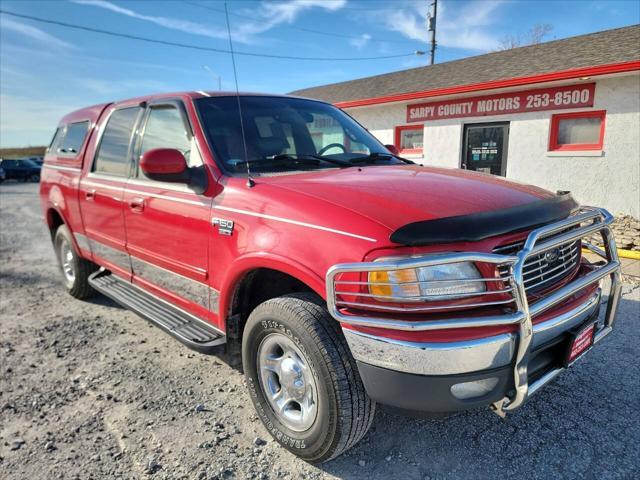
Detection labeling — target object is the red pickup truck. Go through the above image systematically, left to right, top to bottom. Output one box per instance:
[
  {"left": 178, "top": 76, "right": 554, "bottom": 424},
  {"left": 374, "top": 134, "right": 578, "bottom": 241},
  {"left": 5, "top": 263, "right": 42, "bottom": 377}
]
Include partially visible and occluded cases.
[{"left": 40, "top": 92, "right": 622, "bottom": 463}]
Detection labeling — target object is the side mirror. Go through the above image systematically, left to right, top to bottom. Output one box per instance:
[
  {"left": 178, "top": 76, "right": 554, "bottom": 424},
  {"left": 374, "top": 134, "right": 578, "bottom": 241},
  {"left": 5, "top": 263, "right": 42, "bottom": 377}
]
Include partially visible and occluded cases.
[
  {"left": 385, "top": 144, "right": 399, "bottom": 156},
  {"left": 140, "top": 148, "right": 188, "bottom": 181},
  {"left": 140, "top": 148, "right": 207, "bottom": 194}
]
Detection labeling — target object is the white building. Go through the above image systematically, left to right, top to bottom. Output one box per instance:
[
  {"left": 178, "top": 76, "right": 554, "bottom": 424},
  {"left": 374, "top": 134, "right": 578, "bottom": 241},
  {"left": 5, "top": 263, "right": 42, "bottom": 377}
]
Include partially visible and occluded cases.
[{"left": 292, "top": 26, "right": 640, "bottom": 217}]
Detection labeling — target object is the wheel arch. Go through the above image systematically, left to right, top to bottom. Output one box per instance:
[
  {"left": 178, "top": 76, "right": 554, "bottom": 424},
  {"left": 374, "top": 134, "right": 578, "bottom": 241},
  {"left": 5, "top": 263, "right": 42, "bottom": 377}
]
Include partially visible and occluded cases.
[
  {"left": 45, "top": 205, "right": 85, "bottom": 259},
  {"left": 46, "top": 206, "right": 67, "bottom": 240},
  {"left": 219, "top": 254, "right": 327, "bottom": 342}
]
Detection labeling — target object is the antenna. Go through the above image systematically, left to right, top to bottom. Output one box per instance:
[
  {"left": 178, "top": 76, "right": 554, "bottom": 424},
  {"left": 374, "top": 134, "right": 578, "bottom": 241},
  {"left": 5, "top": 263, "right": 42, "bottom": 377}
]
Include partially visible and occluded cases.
[{"left": 223, "top": 2, "right": 254, "bottom": 188}]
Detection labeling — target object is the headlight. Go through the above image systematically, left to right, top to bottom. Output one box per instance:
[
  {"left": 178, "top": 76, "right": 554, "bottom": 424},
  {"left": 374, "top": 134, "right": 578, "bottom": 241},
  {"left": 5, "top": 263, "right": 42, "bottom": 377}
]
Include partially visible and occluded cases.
[{"left": 368, "top": 260, "right": 486, "bottom": 302}]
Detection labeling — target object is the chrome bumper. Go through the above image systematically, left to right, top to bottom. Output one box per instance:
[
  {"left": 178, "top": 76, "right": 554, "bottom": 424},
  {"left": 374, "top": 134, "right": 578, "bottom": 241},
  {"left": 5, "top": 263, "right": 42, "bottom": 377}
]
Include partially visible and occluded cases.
[
  {"left": 326, "top": 207, "right": 622, "bottom": 415},
  {"left": 342, "top": 289, "right": 601, "bottom": 376}
]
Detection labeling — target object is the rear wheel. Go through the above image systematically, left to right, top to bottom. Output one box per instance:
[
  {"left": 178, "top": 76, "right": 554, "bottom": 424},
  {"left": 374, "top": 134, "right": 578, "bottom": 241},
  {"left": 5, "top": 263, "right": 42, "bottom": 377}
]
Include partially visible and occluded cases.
[
  {"left": 29, "top": 174, "right": 40, "bottom": 183},
  {"left": 54, "top": 225, "right": 97, "bottom": 299},
  {"left": 242, "top": 293, "right": 375, "bottom": 463}
]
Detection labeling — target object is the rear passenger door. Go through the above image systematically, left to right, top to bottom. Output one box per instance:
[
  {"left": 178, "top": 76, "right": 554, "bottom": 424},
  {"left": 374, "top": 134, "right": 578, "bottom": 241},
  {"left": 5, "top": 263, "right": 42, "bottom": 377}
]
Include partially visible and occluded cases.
[
  {"left": 122, "top": 101, "right": 212, "bottom": 316},
  {"left": 80, "top": 106, "right": 143, "bottom": 279}
]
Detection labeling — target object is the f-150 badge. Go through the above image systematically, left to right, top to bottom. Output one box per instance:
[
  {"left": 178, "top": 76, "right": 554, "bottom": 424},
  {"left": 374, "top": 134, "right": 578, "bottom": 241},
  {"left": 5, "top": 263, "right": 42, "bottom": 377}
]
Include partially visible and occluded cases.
[{"left": 212, "top": 218, "right": 234, "bottom": 236}]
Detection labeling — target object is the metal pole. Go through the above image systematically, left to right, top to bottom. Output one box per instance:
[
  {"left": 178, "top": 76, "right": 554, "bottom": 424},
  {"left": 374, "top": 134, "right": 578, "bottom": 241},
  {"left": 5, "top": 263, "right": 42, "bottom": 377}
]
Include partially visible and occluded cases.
[
  {"left": 429, "top": 0, "right": 437, "bottom": 65},
  {"left": 203, "top": 65, "right": 222, "bottom": 90}
]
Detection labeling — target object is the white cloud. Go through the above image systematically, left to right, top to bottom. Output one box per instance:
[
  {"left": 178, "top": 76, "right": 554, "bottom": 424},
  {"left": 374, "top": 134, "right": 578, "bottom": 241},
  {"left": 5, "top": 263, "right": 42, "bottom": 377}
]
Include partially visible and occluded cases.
[
  {"left": 72, "top": 0, "right": 347, "bottom": 44},
  {"left": 72, "top": 0, "right": 229, "bottom": 40},
  {"left": 231, "top": 0, "right": 346, "bottom": 42},
  {"left": 369, "top": 0, "right": 504, "bottom": 52},
  {"left": 0, "top": 17, "right": 74, "bottom": 49},
  {"left": 349, "top": 33, "right": 372, "bottom": 49}
]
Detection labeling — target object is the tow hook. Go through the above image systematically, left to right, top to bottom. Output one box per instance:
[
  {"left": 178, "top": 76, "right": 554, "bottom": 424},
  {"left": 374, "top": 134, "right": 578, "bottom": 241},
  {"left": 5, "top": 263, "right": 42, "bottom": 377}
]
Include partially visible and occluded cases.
[{"left": 490, "top": 400, "right": 508, "bottom": 418}]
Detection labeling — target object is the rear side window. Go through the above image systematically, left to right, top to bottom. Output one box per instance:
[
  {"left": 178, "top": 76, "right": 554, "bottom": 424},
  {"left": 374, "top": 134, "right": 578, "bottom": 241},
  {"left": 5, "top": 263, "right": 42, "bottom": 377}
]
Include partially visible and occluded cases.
[
  {"left": 93, "top": 107, "right": 141, "bottom": 176},
  {"left": 60, "top": 121, "right": 90, "bottom": 155},
  {"left": 47, "top": 127, "right": 64, "bottom": 153}
]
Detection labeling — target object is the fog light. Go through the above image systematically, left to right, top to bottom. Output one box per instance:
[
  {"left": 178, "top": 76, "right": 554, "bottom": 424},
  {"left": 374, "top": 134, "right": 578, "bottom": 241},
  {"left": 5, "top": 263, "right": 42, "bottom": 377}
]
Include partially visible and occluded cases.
[{"left": 450, "top": 378, "right": 499, "bottom": 400}]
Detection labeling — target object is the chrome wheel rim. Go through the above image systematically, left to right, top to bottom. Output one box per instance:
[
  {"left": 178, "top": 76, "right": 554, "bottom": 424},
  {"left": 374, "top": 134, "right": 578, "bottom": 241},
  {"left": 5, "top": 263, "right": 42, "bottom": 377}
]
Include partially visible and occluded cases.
[
  {"left": 60, "top": 239, "right": 75, "bottom": 284},
  {"left": 257, "top": 333, "right": 318, "bottom": 432}
]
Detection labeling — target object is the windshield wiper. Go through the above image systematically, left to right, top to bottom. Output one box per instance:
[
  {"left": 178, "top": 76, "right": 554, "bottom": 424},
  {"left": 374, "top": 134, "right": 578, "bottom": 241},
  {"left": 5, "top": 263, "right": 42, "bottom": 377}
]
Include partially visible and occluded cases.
[
  {"left": 348, "top": 152, "right": 414, "bottom": 165},
  {"left": 272, "top": 153, "right": 353, "bottom": 168},
  {"left": 230, "top": 154, "right": 352, "bottom": 171}
]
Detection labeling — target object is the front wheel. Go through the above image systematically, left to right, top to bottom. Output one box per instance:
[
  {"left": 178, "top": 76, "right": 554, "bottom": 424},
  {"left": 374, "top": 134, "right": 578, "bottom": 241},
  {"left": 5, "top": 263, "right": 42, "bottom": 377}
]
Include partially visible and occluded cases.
[{"left": 242, "top": 293, "right": 375, "bottom": 463}]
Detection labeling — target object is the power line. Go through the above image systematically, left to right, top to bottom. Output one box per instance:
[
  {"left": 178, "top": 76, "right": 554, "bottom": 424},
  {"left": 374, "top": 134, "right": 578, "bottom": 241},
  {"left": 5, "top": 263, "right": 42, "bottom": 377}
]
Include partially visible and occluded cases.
[
  {"left": 183, "top": 0, "right": 419, "bottom": 45},
  {"left": 0, "top": 9, "right": 419, "bottom": 61}
]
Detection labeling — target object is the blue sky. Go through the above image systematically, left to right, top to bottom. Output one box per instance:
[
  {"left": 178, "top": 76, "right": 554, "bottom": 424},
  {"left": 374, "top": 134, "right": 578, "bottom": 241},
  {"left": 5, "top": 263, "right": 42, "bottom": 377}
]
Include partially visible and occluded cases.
[{"left": 1, "top": 0, "right": 638, "bottom": 147}]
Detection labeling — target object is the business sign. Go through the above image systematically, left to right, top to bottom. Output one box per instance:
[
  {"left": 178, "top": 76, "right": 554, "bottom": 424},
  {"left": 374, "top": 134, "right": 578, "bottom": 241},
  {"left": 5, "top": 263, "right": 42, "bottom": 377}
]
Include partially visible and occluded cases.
[{"left": 406, "top": 83, "right": 596, "bottom": 122}]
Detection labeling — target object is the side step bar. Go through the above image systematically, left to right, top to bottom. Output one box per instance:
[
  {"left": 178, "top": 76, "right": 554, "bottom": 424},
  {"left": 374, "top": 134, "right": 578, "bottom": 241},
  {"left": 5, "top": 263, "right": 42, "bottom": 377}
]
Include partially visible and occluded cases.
[{"left": 89, "top": 270, "right": 226, "bottom": 353}]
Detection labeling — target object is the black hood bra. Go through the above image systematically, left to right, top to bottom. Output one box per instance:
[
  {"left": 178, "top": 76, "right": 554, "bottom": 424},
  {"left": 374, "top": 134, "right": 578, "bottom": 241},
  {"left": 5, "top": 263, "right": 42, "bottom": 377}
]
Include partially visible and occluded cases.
[{"left": 390, "top": 193, "right": 579, "bottom": 246}]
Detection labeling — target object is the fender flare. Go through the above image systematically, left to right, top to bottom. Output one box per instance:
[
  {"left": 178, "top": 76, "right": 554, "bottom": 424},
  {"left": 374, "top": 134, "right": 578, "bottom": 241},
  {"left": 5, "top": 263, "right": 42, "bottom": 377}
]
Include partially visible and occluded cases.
[
  {"left": 44, "top": 197, "right": 83, "bottom": 255},
  {"left": 218, "top": 252, "right": 326, "bottom": 322}
]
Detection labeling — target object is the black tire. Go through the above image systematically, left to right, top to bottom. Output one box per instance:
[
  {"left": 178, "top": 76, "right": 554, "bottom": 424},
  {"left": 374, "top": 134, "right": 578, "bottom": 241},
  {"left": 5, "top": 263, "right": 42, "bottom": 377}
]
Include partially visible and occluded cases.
[
  {"left": 29, "top": 174, "right": 40, "bottom": 183},
  {"left": 54, "top": 225, "right": 97, "bottom": 299},
  {"left": 242, "top": 293, "right": 375, "bottom": 463}
]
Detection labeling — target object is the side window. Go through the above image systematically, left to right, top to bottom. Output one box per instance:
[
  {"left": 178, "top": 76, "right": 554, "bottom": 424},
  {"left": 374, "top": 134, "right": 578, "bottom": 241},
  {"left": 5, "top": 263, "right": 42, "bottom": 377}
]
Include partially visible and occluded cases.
[
  {"left": 139, "top": 105, "right": 202, "bottom": 178},
  {"left": 93, "top": 107, "right": 141, "bottom": 176},
  {"left": 60, "top": 121, "right": 90, "bottom": 155},
  {"left": 47, "top": 127, "right": 64, "bottom": 154}
]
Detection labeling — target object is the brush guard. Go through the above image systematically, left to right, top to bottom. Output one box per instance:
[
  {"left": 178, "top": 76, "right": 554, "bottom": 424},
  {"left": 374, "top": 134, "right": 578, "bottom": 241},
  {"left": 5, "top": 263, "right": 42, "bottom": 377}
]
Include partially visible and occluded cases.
[{"left": 326, "top": 207, "right": 622, "bottom": 415}]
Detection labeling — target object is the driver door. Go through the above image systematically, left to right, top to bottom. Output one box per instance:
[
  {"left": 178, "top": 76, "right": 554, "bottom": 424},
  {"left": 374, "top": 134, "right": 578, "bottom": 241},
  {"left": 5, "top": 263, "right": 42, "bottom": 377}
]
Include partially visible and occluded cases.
[{"left": 122, "top": 100, "right": 213, "bottom": 317}]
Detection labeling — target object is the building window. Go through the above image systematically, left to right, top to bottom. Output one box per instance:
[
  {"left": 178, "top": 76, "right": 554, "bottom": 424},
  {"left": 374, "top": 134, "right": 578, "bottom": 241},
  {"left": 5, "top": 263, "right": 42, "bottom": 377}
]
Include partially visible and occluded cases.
[
  {"left": 549, "top": 110, "right": 606, "bottom": 151},
  {"left": 395, "top": 125, "right": 423, "bottom": 154}
]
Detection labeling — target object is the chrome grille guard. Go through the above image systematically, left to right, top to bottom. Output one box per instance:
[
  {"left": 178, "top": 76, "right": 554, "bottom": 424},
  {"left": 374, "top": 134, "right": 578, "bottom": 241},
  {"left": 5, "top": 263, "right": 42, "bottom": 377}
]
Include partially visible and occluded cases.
[{"left": 325, "top": 207, "right": 622, "bottom": 414}]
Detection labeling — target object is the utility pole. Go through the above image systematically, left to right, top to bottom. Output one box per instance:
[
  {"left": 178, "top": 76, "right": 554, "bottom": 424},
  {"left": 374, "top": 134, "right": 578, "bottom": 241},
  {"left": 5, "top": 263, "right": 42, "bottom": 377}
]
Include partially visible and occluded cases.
[{"left": 427, "top": 0, "right": 437, "bottom": 65}]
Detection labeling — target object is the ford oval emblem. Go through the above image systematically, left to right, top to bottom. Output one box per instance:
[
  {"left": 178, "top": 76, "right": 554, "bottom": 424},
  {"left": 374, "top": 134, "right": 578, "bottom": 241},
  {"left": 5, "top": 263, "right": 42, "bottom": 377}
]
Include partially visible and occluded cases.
[{"left": 544, "top": 248, "right": 560, "bottom": 264}]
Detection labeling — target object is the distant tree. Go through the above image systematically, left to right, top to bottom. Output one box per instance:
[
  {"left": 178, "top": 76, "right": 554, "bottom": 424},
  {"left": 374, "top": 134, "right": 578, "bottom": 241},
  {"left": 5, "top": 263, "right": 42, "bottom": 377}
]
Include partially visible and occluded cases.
[{"left": 496, "top": 24, "right": 554, "bottom": 50}]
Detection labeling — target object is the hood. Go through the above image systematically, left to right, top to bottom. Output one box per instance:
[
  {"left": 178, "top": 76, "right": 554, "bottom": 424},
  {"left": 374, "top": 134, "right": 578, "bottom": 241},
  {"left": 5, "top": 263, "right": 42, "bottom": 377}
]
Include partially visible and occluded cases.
[{"left": 259, "top": 165, "right": 555, "bottom": 233}]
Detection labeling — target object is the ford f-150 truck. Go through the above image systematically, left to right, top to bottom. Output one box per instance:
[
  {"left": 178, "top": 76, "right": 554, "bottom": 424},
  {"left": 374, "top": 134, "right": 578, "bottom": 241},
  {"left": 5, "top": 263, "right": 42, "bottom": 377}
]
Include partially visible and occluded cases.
[{"left": 40, "top": 92, "right": 622, "bottom": 463}]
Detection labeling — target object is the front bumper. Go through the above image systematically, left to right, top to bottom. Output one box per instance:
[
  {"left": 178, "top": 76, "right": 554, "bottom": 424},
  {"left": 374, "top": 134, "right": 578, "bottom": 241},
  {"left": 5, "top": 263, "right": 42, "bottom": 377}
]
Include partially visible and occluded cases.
[
  {"left": 326, "top": 207, "right": 622, "bottom": 414},
  {"left": 346, "top": 289, "right": 604, "bottom": 412}
]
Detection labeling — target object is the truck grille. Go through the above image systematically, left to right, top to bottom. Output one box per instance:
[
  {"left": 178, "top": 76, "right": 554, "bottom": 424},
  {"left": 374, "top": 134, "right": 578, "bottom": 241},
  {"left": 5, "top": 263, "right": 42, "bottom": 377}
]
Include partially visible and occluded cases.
[{"left": 494, "top": 238, "right": 581, "bottom": 293}]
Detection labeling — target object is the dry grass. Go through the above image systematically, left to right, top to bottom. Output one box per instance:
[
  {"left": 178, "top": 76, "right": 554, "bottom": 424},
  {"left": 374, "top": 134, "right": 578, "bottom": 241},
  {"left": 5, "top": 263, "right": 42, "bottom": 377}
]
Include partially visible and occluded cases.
[{"left": 0, "top": 146, "right": 47, "bottom": 158}]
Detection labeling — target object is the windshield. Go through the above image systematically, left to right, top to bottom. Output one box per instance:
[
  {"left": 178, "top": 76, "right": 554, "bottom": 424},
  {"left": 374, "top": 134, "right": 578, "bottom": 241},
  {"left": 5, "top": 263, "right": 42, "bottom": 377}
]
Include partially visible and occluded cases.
[{"left": 195, "top": 95, "right": 401, "bottom": 174}]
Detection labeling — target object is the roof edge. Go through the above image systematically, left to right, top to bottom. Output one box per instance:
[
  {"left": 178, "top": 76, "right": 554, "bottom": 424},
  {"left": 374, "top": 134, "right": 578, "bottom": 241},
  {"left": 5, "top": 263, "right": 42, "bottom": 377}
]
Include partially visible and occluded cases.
[{"left": 335, "top": 59, "right": 640, "bottom": 109}]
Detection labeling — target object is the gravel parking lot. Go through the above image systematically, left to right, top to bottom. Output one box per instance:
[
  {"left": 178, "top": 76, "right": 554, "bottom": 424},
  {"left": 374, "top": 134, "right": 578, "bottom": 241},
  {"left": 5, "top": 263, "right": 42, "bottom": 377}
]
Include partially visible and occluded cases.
[{"left": 1, "top": 182, "right": 639, "bottom": 480}]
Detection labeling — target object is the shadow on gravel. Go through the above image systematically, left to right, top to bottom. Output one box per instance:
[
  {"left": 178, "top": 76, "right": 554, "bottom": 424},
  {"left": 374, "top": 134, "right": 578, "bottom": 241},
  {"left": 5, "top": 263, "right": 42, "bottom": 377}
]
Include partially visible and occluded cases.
[
  {"left": 85, "top": 293, "right": 124, "bottom": 310},
  {"left": 318, "top": 294, "right": 640, "bottom": 479}
]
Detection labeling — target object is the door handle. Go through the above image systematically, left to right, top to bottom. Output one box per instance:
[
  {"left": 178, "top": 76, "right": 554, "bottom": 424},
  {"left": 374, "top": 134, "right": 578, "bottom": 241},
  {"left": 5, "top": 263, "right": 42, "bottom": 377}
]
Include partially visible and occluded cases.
[
  {"left": 85, "top": 189, "right": 96, "bottom": 200},
  {"left": 129, "top": 197, "right": 145, "bottom": 212}
]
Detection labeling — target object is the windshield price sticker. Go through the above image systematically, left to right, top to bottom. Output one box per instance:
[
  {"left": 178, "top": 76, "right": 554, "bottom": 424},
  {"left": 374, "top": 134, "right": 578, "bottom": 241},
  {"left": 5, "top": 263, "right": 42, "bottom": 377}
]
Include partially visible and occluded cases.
[{"left": 407, "top": 83, "right": 596, "bottom": 122}]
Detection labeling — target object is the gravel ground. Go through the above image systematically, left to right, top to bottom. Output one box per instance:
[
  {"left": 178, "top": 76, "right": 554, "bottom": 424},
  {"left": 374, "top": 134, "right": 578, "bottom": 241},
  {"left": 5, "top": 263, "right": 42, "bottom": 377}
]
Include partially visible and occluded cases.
[{"left": 1, "top": 182, "right": 639, "bottom": 480}]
